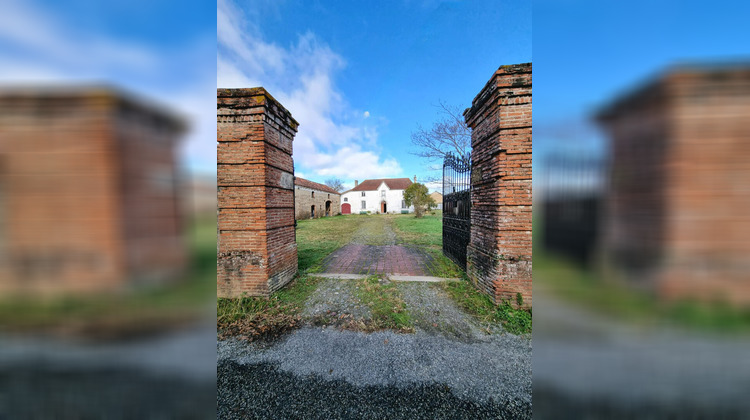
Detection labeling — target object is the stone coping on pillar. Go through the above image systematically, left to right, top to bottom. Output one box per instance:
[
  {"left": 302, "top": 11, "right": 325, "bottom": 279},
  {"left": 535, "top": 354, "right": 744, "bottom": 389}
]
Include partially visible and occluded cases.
[
  {"left": 464, "top": 62, "right": 532, "bottom": 129},
  {"left": 217, "top": 87, "right": 299, "bottom": 134}
]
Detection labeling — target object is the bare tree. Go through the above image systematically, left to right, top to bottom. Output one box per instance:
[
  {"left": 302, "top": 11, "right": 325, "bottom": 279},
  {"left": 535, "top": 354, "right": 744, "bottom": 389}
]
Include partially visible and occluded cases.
[
  {"left": 410, "top": 101, "right": 471, "bottom": 165},
  {"left": 324, "top": 178, "right": 345, "bottom": 192}
]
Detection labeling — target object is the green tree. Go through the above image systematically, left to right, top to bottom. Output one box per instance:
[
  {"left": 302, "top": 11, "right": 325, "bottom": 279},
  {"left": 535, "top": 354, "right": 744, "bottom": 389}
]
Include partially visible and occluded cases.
[{"left": 403, "top": 183, "right": 436, "bottom": 218}]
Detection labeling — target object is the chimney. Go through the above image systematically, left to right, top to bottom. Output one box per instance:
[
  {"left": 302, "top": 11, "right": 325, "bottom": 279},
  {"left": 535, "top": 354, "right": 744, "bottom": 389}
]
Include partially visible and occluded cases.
[
  {"left": 413, "top": 175, "right": 417, "bottom": 182},
  {"left": 354, "top": 180, "right": 358, "bottom": 187}
]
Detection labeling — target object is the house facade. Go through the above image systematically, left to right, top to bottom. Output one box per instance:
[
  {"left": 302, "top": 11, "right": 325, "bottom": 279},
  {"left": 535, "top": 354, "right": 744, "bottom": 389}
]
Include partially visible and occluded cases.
[
  {"left": 294, "top": 177, "right": 341, "bottom": 220},
  {"left": 340, "top": 177, "right": 414, "bottom": 214}
]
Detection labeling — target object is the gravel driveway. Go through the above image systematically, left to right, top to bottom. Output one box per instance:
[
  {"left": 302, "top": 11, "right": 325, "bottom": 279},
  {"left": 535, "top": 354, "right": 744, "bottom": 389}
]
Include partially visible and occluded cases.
[{"left": 218, "top": 279, "right": 532, "bottom": 419}]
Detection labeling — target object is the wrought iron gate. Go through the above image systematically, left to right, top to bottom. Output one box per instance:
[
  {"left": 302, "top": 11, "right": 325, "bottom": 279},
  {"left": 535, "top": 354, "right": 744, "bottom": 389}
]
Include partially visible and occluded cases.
[{"left": 443, "top": 152, "right": 471, "bottom": 270}]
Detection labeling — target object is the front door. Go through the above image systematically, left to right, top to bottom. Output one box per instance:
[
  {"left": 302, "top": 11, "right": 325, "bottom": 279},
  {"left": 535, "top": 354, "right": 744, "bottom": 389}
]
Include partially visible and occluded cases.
[
  {"left": 381, "top": 201, "right": 386, "bottom": 214},
  {"left": 342, "top": 203, "right": 351, "bottom": 214}
]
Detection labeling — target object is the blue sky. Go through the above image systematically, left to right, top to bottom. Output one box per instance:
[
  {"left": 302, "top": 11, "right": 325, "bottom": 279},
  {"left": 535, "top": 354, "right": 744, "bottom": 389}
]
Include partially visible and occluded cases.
[
  {"left": 0, "top": 0, "right": 217, "bottom": 176},
  {"left": 218, "top": 0, "right": 531, "bottom": 191},
  {"left": 534, "top": 0, "right": 750, "bottom": 175}
]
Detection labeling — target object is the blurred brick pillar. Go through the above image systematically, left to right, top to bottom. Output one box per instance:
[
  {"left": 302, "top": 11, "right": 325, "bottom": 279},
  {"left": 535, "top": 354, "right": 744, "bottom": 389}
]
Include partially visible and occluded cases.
[
  {"left": 464, "top": 63, "right": 533, "bottom": 307},
  {"left": 597, "top": 67, "right": 750, "bottom": 305},
  {"left": 0, "top": 88, "right": 186, "bottom": 296},
  {"left": 217, "top": 88, "right": 298, "bottom": 298}
]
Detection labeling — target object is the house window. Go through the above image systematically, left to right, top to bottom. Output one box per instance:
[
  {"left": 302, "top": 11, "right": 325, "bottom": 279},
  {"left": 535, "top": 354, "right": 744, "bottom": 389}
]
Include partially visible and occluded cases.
[
  {"left": 381, "top": 190, "right": 385, "bottom": 198},
  {"left": 361, "top": 191, "right": 365, "bottom": 197},
  {"left": 328, "top": 194, "right": 330, "bottom": 198},
  {"left": 344, "top": 197, "right": 348, "bottom": 202},
  {"left": 402, "top": 200, "right": 406, "bottom": 208},
  {"left": 361, "top": 201, "right": 366, "bottom": 209}
]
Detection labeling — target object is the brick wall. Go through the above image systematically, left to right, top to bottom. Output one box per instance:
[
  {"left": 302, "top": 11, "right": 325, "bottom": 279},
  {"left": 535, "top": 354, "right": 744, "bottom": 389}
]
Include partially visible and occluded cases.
[
  {"left": 464, "top": 63, "right": 532, "bottom": 307},
  {"left": 597, "top": 67, "right": 750, "bottom": 305},
  {"left": 0, "top": 88, "right": 186, "bottom": 295},
  {"left": 217, "top": 88, "right": 298, "bottom": 298},
  {"left": 115, "top": 97, "right": 187, "bottom": 285},
  {"left": 294, "top": 186, "right": 341, "bottom": 220}
]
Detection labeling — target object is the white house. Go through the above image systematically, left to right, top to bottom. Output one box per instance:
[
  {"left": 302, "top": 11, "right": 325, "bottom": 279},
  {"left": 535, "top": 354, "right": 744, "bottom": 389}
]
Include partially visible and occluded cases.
[{"left": 340, "top": 177, "right": 415, "bottom": 214}]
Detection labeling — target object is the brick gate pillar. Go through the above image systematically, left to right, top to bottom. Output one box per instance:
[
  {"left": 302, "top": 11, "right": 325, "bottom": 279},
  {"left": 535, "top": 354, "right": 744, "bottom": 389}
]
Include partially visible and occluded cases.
[
  {"left": 464, "top": 63, "right": 532, "bottom": 307},
  {"left": 217, "top": 88, "right": 298, "bottom": 298}
]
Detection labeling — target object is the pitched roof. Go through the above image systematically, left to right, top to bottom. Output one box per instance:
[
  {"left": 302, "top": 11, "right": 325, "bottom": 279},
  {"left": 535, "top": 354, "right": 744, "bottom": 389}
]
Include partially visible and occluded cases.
[
  {"left": 294, "top": 177, "right": 341, "bottom": 195},
  {"left": 346, "top": 178, "right": 413, "bottom": 192}
]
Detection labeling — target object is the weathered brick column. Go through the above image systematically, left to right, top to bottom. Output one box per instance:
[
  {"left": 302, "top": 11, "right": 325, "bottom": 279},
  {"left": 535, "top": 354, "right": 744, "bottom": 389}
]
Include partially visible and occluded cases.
[
  {"left": 464, "top": 63, "right": 532, "bottom": 307},
  {"left": 217, "top": 88, "right": 298, "bottom": 298}
]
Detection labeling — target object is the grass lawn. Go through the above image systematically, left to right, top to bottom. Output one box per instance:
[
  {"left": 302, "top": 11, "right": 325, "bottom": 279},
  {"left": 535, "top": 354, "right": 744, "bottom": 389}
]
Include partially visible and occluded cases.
[
  {"left": 296, "top": 211, "right": 461, "bottom": 278},
  {"left": 390, "top": 212, "right": 464, "bottom": 278},
  {"left": 392, "top": 212, "right": 443, "bottom": 247},
  {"left": 295, "top": 214, "right": 365, "bottom": 272},
  {"left": 0, "top": 215, "right": 217, "bottom": 338},
  {"left": 535, "top": 246, "right": 750, "bottom": 334}
]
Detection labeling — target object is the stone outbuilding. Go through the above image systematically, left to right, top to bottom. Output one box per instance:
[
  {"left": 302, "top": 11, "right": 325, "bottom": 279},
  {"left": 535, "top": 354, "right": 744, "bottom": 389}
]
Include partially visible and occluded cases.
[
  {"left": 294, "top": 177, "right": 341, "bottom": 219},
  {"left": 429, "top": 191, "right": 443, "bottom": 210}
]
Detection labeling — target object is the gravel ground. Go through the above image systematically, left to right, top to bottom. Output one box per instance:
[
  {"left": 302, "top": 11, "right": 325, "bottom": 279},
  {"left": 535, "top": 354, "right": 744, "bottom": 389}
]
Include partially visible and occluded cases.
[
  {"left": 219, "top": 276, "right": 531, "bottom": 419},
  {"left": 302, "top": 277, "right": 372, "bottom": 320},
  {"left": 396, "top": 282, "right": 490, "bottom": 342},
  {"left": 533, "top": 286, "right": 750, "bottom": 418},
  {"left": 0, "top": 322, "right": 216, "bottom": 418},
  {"left": 218, "top": 327, "right": 531, "bottom": 419},
  {"left": 218, "top": 360, "right": 526, "bottom": 419},
  {"left": 2, "top": 363, "right": 215, "bottom": 419}
]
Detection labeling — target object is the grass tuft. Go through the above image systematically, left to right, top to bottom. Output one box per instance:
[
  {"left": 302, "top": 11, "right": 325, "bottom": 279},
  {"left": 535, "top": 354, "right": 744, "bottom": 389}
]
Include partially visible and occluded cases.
[
  {"left": 217, "top": 275, "right": 322, "bottom": 341},
  {"left": 355, "top": 276, "right": 414, "bottom": 332},
  {"left": 440, "top": 279, "right": 532, "bottom": 335}
]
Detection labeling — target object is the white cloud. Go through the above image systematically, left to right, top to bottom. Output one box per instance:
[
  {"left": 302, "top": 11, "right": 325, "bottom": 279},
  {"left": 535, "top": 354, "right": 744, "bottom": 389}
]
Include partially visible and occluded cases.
[
  {"left": 0, "top": 0, "right": 217, "bottom": 176},
  {"left": 0, "top": 0, "right": 160, "bottom": 78},
  {"left": 218, "top": 0, "right": 402, "bottom": 182}
]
